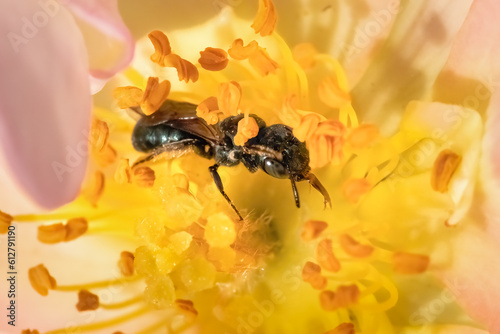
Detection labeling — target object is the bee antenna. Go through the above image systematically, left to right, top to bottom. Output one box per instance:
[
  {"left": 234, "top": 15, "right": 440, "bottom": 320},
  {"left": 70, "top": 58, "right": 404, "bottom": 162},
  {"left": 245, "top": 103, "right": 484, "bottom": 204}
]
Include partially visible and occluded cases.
[{"left": 306, "top": 173, "right": 332, "bottom": 209}]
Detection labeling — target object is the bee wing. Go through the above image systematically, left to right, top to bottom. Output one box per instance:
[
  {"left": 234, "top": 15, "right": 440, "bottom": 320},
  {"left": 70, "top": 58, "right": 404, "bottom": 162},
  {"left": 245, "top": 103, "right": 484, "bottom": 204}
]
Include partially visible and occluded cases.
[
  {"left": 134, "top": 100, "right": 223, "bottom": 145},
  {"left": 166, "top": 118, "right": 222, "bottom": 145},
  {"left": 131, "top": 139, "right": 199, "bottom": 168}
]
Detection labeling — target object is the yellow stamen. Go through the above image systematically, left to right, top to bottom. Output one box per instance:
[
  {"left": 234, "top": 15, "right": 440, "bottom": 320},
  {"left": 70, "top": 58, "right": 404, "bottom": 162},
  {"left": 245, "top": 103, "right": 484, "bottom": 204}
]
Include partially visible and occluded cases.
[
  {"left": 251, "top": 0, "right": 277, "bottom": 36},
  {"left": 148, "top": 30, "right": 172, "bottom": 65},
  {"left": 272, "top": 33, "right": 310, "bottom": 103},
  {"left": 228, "top": 39, "right": 259, "bottom": 60},
  {"left": 292, "top": 43, "right": 318, "bottom": 69},
  {"left": 198, "top": 47, "right": 229, "bottom": 71},
  {"left": 248, "top": 47, "right": 279, "bottom": 76},
  {"left": 315, "top": 55, "right": 358, "bottom": 127},
  {"left": 315, "top": 55, "right": 350, "bottom": 95},
  {"left": 318, "top": 75, "right": 351, "bottom": 109},
  {"left": 140, "top": 77, "right": 171, "bottom": 116},
  {"left": 218, "top": 81, "right": 242, "bottom": 117},
  {"left": 113, "top": 86, "right": 144, "bottom": 109},
  {"left": 281, "top": 94, "right": 310, "bottom": 129},
  {"left": 196, "top": 96, "right": 220, "bottom": 125},
  {"left": 340, "top": 104, "right": 359, "bottom": 128},
  {"left": 234, "top": 116, "right": 259, "bottom": 146},
  {"left": 90, "top": 119, "right": 109, "bottom": 152},
  {"left": 347, "top": 124, "right": 379, "bottom": 150},
  {"left": 431, "top": 149, "right": 462, "bottom": 193},
  {"left": 365, "top": 155, "right": 400, "bottom": 186},
  {"left": 114, "top": 158, "right": 132, "bottom": 184},
  {"left": 132, "top": 166, "right": 156, "bottom": 188},
  {"left": 82, "top": 171, "right": 105, "bottom": 207},
  {"left": 342, "top": 178, "right": 372, "bottom": 203},
  {"left": 0, "top": 210, "right": 13, "bottom": 233},
  {"left": 15, "top": 211, "right": 109, "bottom": 222},
  {"left": 301, "top": 220, "right": 328, "bottom": 241},
  {"left": 339, "top": 234, "right": 374, "bottom": 258},
  {"left": 316, "top": 239, "right": 341, "bottom": 272},
  {"left": 118, "top": 251, "right": 135, "bottom": 277},
  {"left": 393, "top": 252, "right": 430, "bottom": 274},
  {"left": 302, "top": 261, "right": 327, "bottom": 290},
  {"left": 28, "top": 264, "right": 57, "bottom": 296},
  {"left": 356, "top": 273, "right": 398, "bottom": 312},
  {"left": 55, "top": 276, "right": 140, "bottom": 291},
  {"left": 319, "top": 285, "right": 360, "bottom": 311},
  {"left": 76, "top": 289, "right": 99, "bottom": 311},
  {"left": 100, "top": 295, "right": 143, "bottom": 310},
  {"left": 175, "top": 299, "right": 198, "bottom": 317},
  {"left": 45, "top": 307, "right": 149, "bottom": 334},
  {"left": 135, "top": 320, "right": 170, "bottom": 334},
  {"left": 324, "top": 323, "right": 355, "bottom": 334},
  {"left": 21, "top": 330, "right": 40, "bottom": 334}
]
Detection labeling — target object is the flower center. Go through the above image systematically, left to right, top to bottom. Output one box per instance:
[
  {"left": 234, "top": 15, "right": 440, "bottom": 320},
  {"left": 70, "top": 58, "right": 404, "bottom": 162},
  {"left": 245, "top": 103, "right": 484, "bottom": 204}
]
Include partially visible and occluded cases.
[{"left": 3, "top": 1, "right": 467, "bottom": 333}]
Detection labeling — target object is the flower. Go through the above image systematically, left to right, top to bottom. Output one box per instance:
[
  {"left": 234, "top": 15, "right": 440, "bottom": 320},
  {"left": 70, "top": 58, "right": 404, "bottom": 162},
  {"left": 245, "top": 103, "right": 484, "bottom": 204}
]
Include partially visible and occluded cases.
[
  {"left": 0, "top": 0, "right": 134, "bottom": 210},
  {"left": 3, "top": 0, "right": 500, "bottom": 333}
]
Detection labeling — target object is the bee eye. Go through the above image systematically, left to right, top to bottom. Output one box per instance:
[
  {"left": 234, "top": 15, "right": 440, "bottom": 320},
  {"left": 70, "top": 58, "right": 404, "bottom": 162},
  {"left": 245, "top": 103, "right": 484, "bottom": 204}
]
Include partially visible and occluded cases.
[{"left": 262, "top": 158, "right": 288, "bottom": 179}]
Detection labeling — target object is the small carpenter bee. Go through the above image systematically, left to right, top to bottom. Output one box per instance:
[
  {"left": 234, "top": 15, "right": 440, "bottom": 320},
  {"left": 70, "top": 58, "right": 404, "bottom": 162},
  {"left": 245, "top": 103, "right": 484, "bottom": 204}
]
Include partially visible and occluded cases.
[{"left": 131, "top": 100, "right": 331, "bottom": 220}]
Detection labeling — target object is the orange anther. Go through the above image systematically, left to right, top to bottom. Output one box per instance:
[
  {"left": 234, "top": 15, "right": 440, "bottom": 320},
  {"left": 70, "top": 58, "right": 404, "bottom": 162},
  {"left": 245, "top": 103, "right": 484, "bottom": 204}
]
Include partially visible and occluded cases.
[
  {"left": 251, "top": 0, "right": 277, "bottom": 36},
  {"left": 199, "top": 47, "right": 229, "bottom": 71}
]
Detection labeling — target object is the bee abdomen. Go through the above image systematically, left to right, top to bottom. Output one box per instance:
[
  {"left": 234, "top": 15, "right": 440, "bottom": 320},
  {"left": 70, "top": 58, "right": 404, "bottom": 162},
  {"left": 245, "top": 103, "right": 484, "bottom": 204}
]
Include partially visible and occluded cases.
[{"left": 132, "top": 123, "right": 193, "bottom": 153}]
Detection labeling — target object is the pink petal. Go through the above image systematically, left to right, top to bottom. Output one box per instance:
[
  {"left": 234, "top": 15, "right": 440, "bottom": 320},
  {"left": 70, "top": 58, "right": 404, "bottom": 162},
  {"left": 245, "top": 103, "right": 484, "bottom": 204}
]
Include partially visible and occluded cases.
[
  {"left": 0, "top": 0, "right": 91, "bottom": 209},
  {"left": 64, "top": 0, "right": 134, "bottom": 80},
  {"left": 432, "top": 0, "right": 500, "bottom": 124},
  {"left": 436, "top": 0, "right": 500, "bottom": 183},
  {"left": 432, "top": 1, "right": 500, "bottom": 332},
  {"left": 484, "top": 92, "right": 500, "bottom": 242},
  {"left": 487, "top": 101, "right": 500, "bottom": 190},
  {"left": 0, "top": 153, "right": 41, "bottom": 213},
  {"left": 437, "top": 226, "right": 500, "bottom": 334}
]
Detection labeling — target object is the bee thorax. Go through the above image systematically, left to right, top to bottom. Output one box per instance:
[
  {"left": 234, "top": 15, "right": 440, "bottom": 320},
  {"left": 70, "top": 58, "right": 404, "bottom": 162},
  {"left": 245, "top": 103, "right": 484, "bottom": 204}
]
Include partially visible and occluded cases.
[{"left": 214, "top": 146, "right": 241, "bottom": 167}]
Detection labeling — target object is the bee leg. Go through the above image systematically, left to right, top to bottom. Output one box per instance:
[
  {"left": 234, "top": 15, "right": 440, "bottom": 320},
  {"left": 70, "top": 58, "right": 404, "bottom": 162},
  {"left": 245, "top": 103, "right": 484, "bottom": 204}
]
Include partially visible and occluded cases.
[
  {"left": 132, "top": 139, "right": 200, "bottom": 168},
  {"left": 131, "top": 153, "right": 158, "bottom": 168},
  {"left": 209, "top": 164, "right": 244, "bottom": 220},
  {"left": 290, "top": 178, "right": 300, "bottom": 208}
]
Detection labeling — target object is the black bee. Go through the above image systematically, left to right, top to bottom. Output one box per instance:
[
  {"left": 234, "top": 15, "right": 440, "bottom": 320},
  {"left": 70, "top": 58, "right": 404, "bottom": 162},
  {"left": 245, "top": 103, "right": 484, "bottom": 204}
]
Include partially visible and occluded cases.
[{"left": 131, "top": 100, "right": 331, "bottom": 220}]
